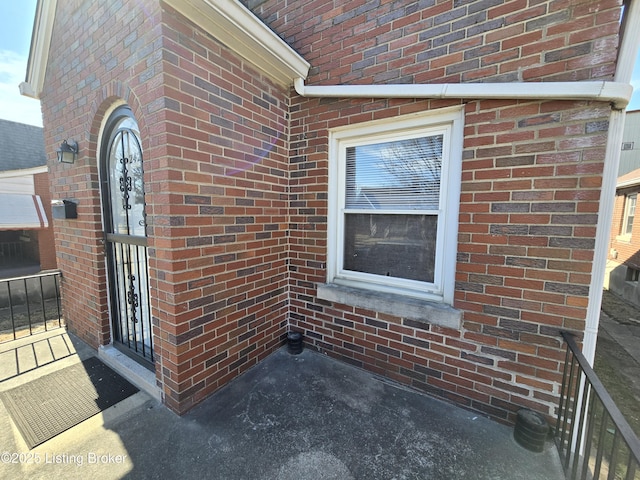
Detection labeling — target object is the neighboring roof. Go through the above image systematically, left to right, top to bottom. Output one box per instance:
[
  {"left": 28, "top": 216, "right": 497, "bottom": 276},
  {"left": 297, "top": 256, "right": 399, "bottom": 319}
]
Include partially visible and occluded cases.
[
  {"left": 21, "top": 0, "right": 309, "bottom": 98},
  {"left": 0, "top": 119, "right": 47, "bottom": 172},
  {"left": 617, "top": 167, "right": 640, "bottom": 189}
]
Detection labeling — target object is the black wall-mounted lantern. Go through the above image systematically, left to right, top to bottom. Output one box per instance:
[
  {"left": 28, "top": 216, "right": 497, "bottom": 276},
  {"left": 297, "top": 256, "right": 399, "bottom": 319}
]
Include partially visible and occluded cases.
[{"left": 57, "top": 140, "right": 78, "bottom": 164}]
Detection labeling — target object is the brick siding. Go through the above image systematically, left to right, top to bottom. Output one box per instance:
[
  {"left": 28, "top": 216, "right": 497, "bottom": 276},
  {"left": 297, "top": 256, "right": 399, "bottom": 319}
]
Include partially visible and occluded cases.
[
  {"left": 40, "top": 0, "right": 622, "bottom": 419},
  {"left": 43, "top": 0, "right": 164, "bottom": 354},
  {"left": 43, "top": 0, "right": 292, "bottom": 413},
  {"left": 247, "top": 0, "right": 620, "bottom": 86},
  {"left": 251, "top": 0, "right": 620, "bottom": 422},
  {"left": 152, "top": 5, "right": 292, "bottom": 412},
  {"left": 287, "top": 92, "right": 610, "bottom": 421},
  {"left": 606, "top": 184, "right": 640, "bottom": 304},
  {"left": 609, "top": 188, "right": 640, "bottom": 267}
]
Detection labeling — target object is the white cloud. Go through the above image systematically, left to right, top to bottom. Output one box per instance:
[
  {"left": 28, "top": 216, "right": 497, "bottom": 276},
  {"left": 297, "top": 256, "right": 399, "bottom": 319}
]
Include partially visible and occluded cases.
[{"left": 0, "top": 50, "right": 42, "bottom": 126}]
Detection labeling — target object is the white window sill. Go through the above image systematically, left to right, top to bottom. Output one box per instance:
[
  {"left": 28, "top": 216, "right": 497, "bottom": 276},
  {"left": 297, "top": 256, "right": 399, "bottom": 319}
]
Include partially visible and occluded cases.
[
  {"left": 616, "top": 234, "right": 632, "bottom": 243},
  {"left": 317, "top": 283, "right": 461, "bottom": 330}
]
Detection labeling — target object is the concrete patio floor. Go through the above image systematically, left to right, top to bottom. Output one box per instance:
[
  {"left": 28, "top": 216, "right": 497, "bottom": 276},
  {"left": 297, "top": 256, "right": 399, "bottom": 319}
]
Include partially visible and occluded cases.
[
  {"left": 0, "top": 329, "right": 76, "bottom": 382},
  {"left": 0, "top": 330, "right": 565, "bottom": 480}
]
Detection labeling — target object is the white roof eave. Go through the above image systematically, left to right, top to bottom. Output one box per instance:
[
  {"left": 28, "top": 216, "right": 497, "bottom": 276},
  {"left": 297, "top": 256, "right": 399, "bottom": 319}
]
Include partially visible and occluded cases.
[
  {"left": 20, "top": 0, "right": 58, "bottom": 100},
  {"left": 21, "top": 0, "right": 309, "bottom": 100},
  {"left": 163, "top": 0, "right": 310, "bottom": 86},
  {"left": 0, "top": 166, "right": 48, "bottom": 179},
  {"left": 617, "top": 177, "right": 640, "bottom": 190}
]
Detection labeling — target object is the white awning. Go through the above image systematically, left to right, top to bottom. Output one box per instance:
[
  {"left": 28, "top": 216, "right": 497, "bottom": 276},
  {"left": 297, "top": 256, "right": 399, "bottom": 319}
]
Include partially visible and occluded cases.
[{"left": 0, "top": 194, "right": 49, "bottom": 230}]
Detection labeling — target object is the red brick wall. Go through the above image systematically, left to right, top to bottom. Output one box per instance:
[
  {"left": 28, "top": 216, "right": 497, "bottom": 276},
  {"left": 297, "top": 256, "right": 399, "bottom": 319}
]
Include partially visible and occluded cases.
[
  {"left": 40, "top": 0, "right": 623, "bottom": 420},
  {"left": 42, "top": 0, "right": 292, "bottom": 414},
  {"left": 43, "top": 0, "right": 164, "bottom": 354},
  {"left": 247, "top": 0, "right": 621, "bottom": 422},
  {"left": 247, "top": 0, "right": 620, "bottom": 86},
  {"left": 153, "top": 6, "right": 291, "bottom": 412},
  {"left": 287, "top": 94, "right": 610, "bottom": 422},
  {"left": 455, "top": 99, "right": 608, "bottom": 418},
  {"left": 33, "top": 171, "right": 57, "bottom": 270},
  {"left": 607, "top": 185, "right": 640, "bottom": 305},
  {"left": 608, "top": 187, "right": 640, "bottom": 266}
]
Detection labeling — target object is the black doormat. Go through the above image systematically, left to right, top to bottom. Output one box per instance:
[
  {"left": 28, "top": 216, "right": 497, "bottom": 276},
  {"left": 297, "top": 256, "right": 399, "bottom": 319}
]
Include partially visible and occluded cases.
[{"left": 0, "top": 357, "right": 139, "bottom": 449}]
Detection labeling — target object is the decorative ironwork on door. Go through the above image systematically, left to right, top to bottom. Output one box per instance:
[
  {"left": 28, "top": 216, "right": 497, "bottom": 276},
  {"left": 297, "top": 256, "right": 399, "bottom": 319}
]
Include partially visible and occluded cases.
[{"left": 102, "top": 110, "right": 153, "bottom": 363}]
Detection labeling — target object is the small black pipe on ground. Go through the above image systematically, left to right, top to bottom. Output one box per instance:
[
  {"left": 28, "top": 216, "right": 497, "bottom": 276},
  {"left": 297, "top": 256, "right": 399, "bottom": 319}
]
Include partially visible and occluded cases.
[
  {"left": 287, "top": 331, "right": 303, "bottom": 355},
  {"left": 514, "top": 409, "right": 550, "bottom": 453}
]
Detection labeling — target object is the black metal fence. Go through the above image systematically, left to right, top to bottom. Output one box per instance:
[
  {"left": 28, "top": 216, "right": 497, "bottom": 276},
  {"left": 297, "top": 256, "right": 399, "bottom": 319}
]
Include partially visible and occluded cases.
[
  {"left": 0, "top": 271, "right": 63, "bottom": 343},
  {"left": 555, "top": 331, "right": 640, "bottom": 480}
]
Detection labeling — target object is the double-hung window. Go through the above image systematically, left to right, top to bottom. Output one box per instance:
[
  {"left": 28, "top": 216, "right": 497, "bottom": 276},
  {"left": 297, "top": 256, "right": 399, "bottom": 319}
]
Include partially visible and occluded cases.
[
  {"left": 325, "top": 107, "right": 463, "bottom": 308},
  {"left": 623, "top": 194, "right": 637, "bottom": 237}
]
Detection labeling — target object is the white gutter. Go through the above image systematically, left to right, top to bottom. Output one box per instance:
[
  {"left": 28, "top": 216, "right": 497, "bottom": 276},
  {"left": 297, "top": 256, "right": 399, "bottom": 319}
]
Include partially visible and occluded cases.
[
  {"left": 582, "top": 0, "right": 640, "bottom": 365},
  {"left": 294, "top": 78, "right": 633, "bottom": 110},
  {"left": 0, "top": 166, "right": 48, "bottom": 178},
  {"left": 616, "top": 175, "right": 640, "bottom": 189}
]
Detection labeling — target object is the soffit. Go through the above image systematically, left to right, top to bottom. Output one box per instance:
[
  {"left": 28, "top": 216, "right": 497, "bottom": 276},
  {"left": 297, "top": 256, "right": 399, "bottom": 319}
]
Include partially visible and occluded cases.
[{"left": 163, "top": 0, "right": 309, "bottom": 86}]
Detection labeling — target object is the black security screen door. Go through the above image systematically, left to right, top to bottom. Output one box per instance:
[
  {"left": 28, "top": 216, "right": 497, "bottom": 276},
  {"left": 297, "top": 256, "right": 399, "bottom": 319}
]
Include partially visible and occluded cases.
[{"left": 101, "top": 107, "right": 153, "bottom": 363}]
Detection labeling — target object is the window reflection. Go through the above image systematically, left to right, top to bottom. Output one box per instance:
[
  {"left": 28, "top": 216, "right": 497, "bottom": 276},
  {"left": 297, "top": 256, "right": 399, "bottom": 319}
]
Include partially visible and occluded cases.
[{"left": 108, "top": 121, "right": 145, "bottom": 237}]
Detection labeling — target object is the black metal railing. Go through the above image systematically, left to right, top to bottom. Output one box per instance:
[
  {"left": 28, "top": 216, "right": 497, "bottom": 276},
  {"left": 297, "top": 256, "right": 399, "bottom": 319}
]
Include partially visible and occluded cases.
[
  {"left": 0, "top": 271, "right": 63, "bottom": 343},
  {"left": 555, "top": 331, "right": 640, "bottom": 480}
]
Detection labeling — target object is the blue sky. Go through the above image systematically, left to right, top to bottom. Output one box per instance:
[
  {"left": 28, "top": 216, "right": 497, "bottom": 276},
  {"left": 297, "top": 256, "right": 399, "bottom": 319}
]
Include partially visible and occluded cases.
[
  {"left": 0, "top": 0, "right": 41, "bottom": 126},
  {"left": 0, "top": 1, "right": 638, "bottom": 128}
]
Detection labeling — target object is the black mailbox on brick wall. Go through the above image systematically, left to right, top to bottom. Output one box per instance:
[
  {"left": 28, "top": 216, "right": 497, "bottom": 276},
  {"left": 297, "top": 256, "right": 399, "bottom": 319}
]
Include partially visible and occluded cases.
[{"left": 52, "top": 200, "right": 77, "bottom": 219}]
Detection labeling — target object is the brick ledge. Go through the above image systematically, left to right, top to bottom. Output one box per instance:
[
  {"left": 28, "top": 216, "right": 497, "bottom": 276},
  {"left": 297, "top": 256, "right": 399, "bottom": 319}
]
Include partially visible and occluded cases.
[{"left": 317, "top": 283, "right": 461, "bottom": 330}]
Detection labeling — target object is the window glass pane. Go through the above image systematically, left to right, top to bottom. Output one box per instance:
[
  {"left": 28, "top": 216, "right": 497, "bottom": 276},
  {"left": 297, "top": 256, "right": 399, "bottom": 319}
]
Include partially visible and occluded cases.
[
  {"left": 108, "top": 123, "right": 146, "bottom": 237},
  {"left": 124, "top": 130, "right": 146, "bottom": 237},
  {"left": 109, "top": 135, "right": 127, "bottom": 234},
  {"left": 345, "top": 135, "right": 443, "bottom": 210},
  {"left": 626, "top": 195, "right": 637, "bottom": 235},
  {"left": 343, "top": 213, "right": 437, "bottom": 282}
]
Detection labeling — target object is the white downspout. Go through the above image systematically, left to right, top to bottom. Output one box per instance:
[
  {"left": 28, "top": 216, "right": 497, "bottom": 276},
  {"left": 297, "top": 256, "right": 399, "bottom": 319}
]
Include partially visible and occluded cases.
[
  {"left": 582, "top": 0, "right": 640, "bottom": 365},
  {"left": 569, "top": 4, "right": 640, "bottom": 458},
  {"left": 582, "top": 112, "right": 626, "bottom": 361}
]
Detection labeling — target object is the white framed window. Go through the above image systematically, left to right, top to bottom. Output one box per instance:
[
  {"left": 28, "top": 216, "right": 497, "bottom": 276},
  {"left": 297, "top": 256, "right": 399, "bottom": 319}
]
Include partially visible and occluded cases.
[
  {"left": 325, "top": 106, "right": 464, "bottom": 305},
  {"left": 623, "top": 194, "right": 637, "bottom": 237}
]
